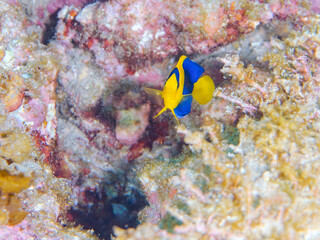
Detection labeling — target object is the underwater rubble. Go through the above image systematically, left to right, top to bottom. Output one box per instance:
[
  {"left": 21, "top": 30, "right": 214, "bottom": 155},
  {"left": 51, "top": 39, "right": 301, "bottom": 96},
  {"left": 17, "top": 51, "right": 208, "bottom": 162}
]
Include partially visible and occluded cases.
[{"left": 0, "top": 0, "right": 320, "bottom": 239}]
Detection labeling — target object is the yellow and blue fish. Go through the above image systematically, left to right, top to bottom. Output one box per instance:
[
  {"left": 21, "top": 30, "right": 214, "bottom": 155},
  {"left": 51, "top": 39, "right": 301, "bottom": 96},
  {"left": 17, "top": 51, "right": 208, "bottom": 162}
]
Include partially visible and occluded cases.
[{"left": 144, "top": 55, "right": 215, "bottom": 124}]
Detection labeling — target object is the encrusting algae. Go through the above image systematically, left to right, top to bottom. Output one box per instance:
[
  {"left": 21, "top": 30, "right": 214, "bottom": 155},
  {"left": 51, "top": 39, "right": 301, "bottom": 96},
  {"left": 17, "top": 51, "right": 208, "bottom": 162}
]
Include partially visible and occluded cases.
[
  {"left": 0, "top": 3, "right": 99, "bottom": 239},
  {"left": 0, "top": 115, "right": 34, "bottom": 226},
  {"left": 0, "top": 169, "right": 31, "bottom": 225},
  {"left": 0, "top": 170, "right": 31, "bottom": 194}
]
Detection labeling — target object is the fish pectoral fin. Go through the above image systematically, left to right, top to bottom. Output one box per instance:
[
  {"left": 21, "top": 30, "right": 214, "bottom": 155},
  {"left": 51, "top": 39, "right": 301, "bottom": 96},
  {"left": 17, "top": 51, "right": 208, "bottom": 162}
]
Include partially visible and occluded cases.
[
  {"left": 192, "top": 75, "right": 215, "bottom": 105},
  {"left": 144, "top": 87, "right": 163, "bottom": 96},
  {"left": 144, "top": 87, "right": 163, "bottom": 105},
  {"left": 154, "top": 107, "right": 167, "bottom": 118}
]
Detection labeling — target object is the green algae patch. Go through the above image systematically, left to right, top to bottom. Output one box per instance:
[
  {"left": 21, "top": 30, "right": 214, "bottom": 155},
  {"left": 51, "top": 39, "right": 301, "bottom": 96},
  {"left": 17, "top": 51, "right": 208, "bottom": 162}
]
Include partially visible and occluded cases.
[
  {"left": 220, "top": 124, "right": 240, "bottom": 146},
  {"left": 194, "top": 175, "right": 209, "bottom": 193},
  {"left": 175, "top": 199, "right": 191, "bottom": 215},
  {"left": 159, "top": 213, "right": 182, "bottom": 233}
]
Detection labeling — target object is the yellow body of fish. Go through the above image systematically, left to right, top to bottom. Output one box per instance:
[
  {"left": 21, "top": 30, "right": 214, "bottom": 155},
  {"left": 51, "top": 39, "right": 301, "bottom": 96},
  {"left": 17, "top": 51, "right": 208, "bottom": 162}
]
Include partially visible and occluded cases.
[{"left": 145, "top": 55, "right": 215, "bottom": 124}]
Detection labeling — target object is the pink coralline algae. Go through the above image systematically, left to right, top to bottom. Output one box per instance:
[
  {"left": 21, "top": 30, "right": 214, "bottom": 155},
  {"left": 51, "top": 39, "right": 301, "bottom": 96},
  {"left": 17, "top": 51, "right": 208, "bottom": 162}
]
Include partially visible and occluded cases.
[
  {"left": 54, "top": 0, "right": 277, "bottom": 79},
  {"left": 311, "top": 0, "right": 320, "bottom": 13},
  {"left": 0, "top": 2, "right": 98, "bottom": 239},
  {"left": 0, "top": 3, "right": 59, "bottom": 145}
]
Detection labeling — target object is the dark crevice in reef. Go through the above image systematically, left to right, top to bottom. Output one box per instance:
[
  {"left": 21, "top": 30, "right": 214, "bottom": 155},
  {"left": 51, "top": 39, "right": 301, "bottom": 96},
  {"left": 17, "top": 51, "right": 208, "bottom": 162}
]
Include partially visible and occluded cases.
[
  {"left": 42, "top": 9, "right": 60, "bottom": 45},
  {"left": 55, "top": 75, "right": 148, "bottom": 239},
  {"left": 66, "top": 171, "right": 148, "bottom": 240}
]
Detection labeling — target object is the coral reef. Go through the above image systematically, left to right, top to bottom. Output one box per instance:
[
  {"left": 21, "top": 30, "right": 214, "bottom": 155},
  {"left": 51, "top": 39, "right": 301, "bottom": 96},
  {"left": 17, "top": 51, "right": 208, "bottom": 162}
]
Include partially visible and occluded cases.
[
  {"left": 1, "top": 0, "right": 320, "bottom": 239},
  {"left": 52, "top": 0, "right": 285, "bottom": 79},
  {"left": 0, "top": 2, "right": 97, "bottom": 239},
  {"left": 116, "top": 7, "right": 320, "bottom": 240}
]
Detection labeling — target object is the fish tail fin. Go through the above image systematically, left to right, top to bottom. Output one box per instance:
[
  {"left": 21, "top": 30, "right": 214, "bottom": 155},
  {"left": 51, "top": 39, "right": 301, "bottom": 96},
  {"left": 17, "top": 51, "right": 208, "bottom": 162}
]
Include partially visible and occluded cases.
[
  {"left": 192, "top": 75, "right": 215, "bottom": 105},
  {"left": 154, "top": 107, "right": 167, "bottom": 118},
  {"left": 170, "top": 108, "right": 180, "bottom": 125}
]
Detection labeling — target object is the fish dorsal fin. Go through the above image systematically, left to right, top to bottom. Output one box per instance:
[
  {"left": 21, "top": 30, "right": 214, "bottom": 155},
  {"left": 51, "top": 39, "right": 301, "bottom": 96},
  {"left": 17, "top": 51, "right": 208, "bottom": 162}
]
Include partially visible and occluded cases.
[{"left": 192, "top": 75, "right": 215, "bottom": 105}]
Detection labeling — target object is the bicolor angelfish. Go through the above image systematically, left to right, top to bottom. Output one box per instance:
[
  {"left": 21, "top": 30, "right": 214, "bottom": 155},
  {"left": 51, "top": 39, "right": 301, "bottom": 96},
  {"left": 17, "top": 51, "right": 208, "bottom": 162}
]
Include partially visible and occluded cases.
[{"left": 144, "top": 55, "right": 215, "bottom": 124}]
